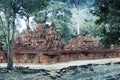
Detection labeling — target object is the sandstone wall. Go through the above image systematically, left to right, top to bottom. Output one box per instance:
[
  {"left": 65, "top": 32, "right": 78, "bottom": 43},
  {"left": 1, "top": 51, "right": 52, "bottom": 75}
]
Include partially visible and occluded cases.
[{"left": 37, "top": 50, "right": 120, "bottom": 64}]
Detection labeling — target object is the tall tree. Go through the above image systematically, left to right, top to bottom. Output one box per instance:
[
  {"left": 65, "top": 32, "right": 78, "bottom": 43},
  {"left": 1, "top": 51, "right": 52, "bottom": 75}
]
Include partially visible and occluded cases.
[
  {"left": 0, "top": 0, "right": 49, "bottom": 70},
  {"left": 0, "top": 0, "right": 23, "bottom": 70},
  {"left": 56, "top": 0, "right": 94, "bottom": 35},
  {"left": 92, "top": 0, "right": 120, "bottom": 47}
]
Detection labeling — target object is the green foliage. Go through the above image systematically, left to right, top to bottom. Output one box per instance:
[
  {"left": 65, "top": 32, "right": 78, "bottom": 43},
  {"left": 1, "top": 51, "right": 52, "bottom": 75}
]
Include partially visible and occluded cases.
[
  {"left": 0, "top": 0, "right": 50, "bottom": 70},
  {"left": 19, "top": 0, "right": 49, "bottom": 27},
  {"left": 21, "top": 0, "right": 49, "bottom": 16},
  {"left": 92, "top": 0, "right": 120, "bottom": 47},
  {"left": 93, "top": 0, "right": 120, "bottom": 24},
  {"left": 35, "top": 1, "right": 74, "bottom": 42},
  {"left": 79, "top": 15, "right": 99, "bottom": 37},
  {"left": 0, "top": 16, "right": 6, "bottom": 49},
  {"left": 98, "top": 24, "right": 120, "bottom": 47},
  {"left": 80, "top": 25, "right": 99, "bottom": 38}
]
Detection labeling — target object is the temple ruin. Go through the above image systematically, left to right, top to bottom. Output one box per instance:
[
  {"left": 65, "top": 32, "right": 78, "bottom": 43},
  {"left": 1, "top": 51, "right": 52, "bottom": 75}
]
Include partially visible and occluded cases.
[
  {"left": 0, "top": 21, "right": 120, "bottom": 64},
  {"left": 13, "top": 21, "right": 66, "bottom": 63},
  {"left": 13, "top": 22, "right": 65, "bottom": 51},
  {"left": 65, "top": 34, "right": 102, "bottom": 50}
]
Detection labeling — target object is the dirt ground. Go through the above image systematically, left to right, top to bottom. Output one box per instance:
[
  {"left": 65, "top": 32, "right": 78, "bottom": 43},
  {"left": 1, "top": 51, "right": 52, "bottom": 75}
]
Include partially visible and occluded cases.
[{"left": 1, "top": 58, "right": 120, "bottom": 70}]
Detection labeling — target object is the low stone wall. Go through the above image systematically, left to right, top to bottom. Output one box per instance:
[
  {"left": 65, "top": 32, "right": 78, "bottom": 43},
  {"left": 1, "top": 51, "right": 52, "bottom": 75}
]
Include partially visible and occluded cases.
[
  {"left": 12, "top": 49, "right": 120, "bottom": 64},
  {"left": 40, "top": 50, "right": 120, "bottom": 64}
]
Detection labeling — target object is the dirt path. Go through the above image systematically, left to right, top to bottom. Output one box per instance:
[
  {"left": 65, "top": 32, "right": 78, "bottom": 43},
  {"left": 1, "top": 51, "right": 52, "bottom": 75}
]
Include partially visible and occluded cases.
[{"left": 1, "top": 58, "right": 120, "bottom": 70}]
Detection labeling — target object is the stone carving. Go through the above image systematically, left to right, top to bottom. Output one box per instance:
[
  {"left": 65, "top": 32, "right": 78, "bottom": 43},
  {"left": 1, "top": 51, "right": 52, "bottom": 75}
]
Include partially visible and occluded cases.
[
  {"left": 13, "top": 21, "right": 65, "bottom": 51},
  {"left": 13, "top": 21, "right": 116, "bottom": 64},
  {"left": 65, "top": 34, "right": 102, "bottom": 50}
]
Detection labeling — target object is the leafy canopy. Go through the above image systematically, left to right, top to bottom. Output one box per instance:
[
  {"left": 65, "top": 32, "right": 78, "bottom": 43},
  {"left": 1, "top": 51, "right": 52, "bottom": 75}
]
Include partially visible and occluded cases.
[{"left": 92, "top": 0, "right": 120, "bottom": 47}]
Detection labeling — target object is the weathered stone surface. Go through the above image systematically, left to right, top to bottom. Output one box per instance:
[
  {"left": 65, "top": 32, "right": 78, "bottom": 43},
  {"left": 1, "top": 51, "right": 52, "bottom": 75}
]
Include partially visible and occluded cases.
[
  {"left": 12, "top": 21, "right": 120, "bottom": 64},
  {"left": 14, "top": 22, "right": 65, "bottom": 51},
  {"left": 65, "top": 34, "right": 102, "bottom": 51},
  {"left": 1, "top": 62, "right": 120, "bottom": 80}
]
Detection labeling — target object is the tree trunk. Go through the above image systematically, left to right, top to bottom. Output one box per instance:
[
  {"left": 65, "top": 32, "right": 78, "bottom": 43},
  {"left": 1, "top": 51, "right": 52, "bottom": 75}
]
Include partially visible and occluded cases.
[
  {"left": 7, "top": 11, "right": 15, "bottom": 70},
  {"left": 7, "top": 21, "right": 13, "bottom": 70},
  {"left": 7, "top": 42, "right": 13, "bottom": 70}
]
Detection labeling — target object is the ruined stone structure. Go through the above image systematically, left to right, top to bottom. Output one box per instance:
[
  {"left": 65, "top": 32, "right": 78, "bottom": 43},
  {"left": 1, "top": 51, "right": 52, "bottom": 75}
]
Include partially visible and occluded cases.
[
  {"left": 0, "top": 21, "right": 119, "bottom": 64},
  {"left": 7, "top": 22, "right": 120, "bottom": 64},
  {"left": 13, "top": 22, "right": 66, "bottom": 63},
  {"left": 13, "top": 22, "right": 65, "bottom": 51},
  {"left": 65, "top": 34, "right": 102, "bottom": 50},
  {"left": 39, "top": 49, "right": 120, "bottom": 64}
]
